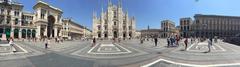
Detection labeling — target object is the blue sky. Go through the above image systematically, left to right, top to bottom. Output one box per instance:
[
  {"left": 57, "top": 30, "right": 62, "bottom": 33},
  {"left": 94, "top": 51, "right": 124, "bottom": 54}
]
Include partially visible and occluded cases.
[{"left": 19, "top": 0, "right": 240, "bottom": 30}]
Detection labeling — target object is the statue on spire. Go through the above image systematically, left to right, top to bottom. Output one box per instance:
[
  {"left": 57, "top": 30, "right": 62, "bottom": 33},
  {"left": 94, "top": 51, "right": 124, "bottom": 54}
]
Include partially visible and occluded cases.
[
  {"left": 108, "top": 0, "right": 112, "bottom": 6},
  {"left": 118, "top": 0, "right": 122, "bottom": 8},
  {"left": 93, "top": 10, "right": 97, "bottom": 19}
]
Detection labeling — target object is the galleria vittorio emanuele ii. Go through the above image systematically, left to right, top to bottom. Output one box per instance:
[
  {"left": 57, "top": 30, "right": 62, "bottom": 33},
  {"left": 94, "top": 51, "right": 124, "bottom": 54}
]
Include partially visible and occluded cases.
[{"left": 0, "top": 0, "right": 91, "bottom": 40}]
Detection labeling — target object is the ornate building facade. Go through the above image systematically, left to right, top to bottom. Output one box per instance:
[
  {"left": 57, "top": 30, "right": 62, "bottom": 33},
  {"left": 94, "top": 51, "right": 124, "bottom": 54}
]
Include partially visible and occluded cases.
[
  {"left": 0, "top": 0, "right": 91, "bottom": 40},
  {"left": 92, "top": 0, "right": 136, "bottom": 39},
  {"left": 192, "top": 14, "right": 240, "bottom": 37},
  {"left": 180, "top": 17, "right": 193, "bottom": 38},
  {"left": 62, "top": 18, "right": 92, "bottom": 40},
  {"left": 161, "top": 20, "right": 178, "bottom": 38}
]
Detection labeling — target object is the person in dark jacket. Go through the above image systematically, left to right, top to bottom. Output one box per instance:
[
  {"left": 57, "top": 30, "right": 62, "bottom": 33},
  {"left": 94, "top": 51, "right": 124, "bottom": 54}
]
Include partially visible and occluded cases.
[
  {"left": 92, "top": 38, "right": 96, "bottom": 47},
  {"left": 154, "top": 38, "right": 158, "bottom": 46}
]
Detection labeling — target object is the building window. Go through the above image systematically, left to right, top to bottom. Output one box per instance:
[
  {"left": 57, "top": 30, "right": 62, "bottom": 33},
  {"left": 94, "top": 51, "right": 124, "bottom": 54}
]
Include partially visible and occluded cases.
[
  {"left": 40, "top": 9, "right": 46, "bottom": 19},
  {"left": 7, "top": 10, "right": 10, "bottom": 15},
  {"left": 14, "top": 10, "right": 19, "bottom": 16},
  {"left": 114, "top": 11, "right": 117, "bottom": 18},
  {"left": 6, "top": 16, "right": 10, "bottom": 24},
  {"left": 15, "top": 18, "right": 18, "bottom": 25},
  {"left": 196, "top": 20, "right": 199, "bottom": 24},
  {"left": 114, "top": 21, "right": 117, "bottom": 25},
  {"left": 98, "top": 25, "right": 101, "bottom": 30},
  {"left": 123, "top": 26, "right": 126, "bottom": 30},
  {"left": 129, "top": 26, "right": 132, "bottom": 30}
]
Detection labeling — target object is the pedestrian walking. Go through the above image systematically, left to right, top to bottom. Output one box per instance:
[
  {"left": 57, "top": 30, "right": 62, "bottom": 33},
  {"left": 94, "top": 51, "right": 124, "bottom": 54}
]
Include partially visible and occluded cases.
[
  {"left": 176, "top": 36, "right": 180, "bottom": 46},
  {"left": 9, "top": 37, "right": 16, "bottom": 52},
  {"left": 167, "top": 37, "right": 170, "bottom": 47},
  {"left": 170, "top": 37, "right": 173, "bottom": 46},
  {"left": 191, "top": 37, "right": 194, "bottom": 44},
  {"left": 214, "top": 37, "right": 218, "bottom": 43},
  {"left": 92, "top": 38, "right": 96, "bottom": 47},
  {"left": 140, "top": 38, "right": 144, "bottom": 44},
  {"left": 154, "top": 38, "right": 158, "bottom": 46},
  {"left": 184, "top": 38, "right": 188, "bottom": 50},
  {"left": 208, "top": 38, "right": 213, "bottom": 52},
  {"left": 45, "top": 39, "right": 50, "bottom": 49}
]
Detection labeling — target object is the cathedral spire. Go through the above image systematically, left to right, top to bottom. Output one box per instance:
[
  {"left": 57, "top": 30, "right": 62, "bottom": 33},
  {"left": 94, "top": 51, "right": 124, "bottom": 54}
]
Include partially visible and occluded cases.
[
  {"left": 108, "top": 0, "right": 112, "bottom": 6},
  {"left": 118, "top": 0, "right": 122, "bottom": 8},
  {"left": 101, "top": 7, "right": 103, "bottom": 13},
  {"left": 93, "top": 10, "right": 97, "bottom": 19}
]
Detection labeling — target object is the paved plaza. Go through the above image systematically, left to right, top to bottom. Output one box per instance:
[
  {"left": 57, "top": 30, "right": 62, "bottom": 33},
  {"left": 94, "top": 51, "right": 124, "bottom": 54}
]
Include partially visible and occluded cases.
[{"left": 0, "top": 39, "right": 240, "bottom": 67}]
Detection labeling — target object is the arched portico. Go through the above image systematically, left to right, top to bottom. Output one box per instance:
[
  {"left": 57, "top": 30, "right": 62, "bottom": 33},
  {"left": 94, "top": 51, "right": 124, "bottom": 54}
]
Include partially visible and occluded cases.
[
  {"left": 47, "top": 15, "right": 55, "bottom": 38},
  {"left": 14, "top": 29, "right": 19, "bottom": 38},
  {"left": 22, "top": 29, "right": 26, "bottom": 38},
  {"left": 27, "top": 29, "right": 31, "bottom": 38},
  {"left": 32, "top": 30, "right": 36, "bottom": 38}
]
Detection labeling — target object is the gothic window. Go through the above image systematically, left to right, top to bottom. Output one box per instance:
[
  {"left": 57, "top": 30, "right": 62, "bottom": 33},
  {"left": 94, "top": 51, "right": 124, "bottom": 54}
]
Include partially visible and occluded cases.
[
  {"left": 114, "top": 11, "right": 117, "bottom": 18},
  {"left": 114, "top": 21, "right": 117, "bottom": 25},
  {"left": 98, "top": 25, "right": 101, "bottom": 30},
  {"left": 129, "top": 26, "right": 132, "bottom": 30}
]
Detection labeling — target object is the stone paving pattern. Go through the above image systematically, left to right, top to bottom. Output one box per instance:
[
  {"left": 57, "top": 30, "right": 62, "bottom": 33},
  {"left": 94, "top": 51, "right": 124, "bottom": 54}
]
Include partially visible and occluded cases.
[{"left": 0, "top": 39, "right": 239, "bottom": 67}]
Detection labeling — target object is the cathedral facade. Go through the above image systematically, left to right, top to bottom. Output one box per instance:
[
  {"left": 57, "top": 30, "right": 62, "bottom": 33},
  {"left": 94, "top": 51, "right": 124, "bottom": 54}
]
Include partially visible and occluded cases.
[{"left": 92, "top": 0, "right": 136, "bottom": 39}]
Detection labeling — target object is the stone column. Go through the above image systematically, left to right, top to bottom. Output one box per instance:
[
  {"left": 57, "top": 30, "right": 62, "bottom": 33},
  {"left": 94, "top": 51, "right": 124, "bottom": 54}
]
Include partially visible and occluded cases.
[
  {"left": 37, "top": 25, "right": 41, "bottom": 38},
  {"left": 44, "top": 26, "right": 47, "bottom": 37},
  {"left": 54, "top": 27, "right": 58, "bottom": 37},
  {"left": 10, "top": 28, "right": 14, "bottom": 38},
  {"left": 19, "top": 28, "right": 22, "bottom": 39},
  {"left": 58, "top": 28, "right": 62, "bottom": 37},
  {"left": 26, "top": 29, "right": 28, "bottom": 39},
  {"left": 30, "top": 29, "right": 33, "bottom": 38}
]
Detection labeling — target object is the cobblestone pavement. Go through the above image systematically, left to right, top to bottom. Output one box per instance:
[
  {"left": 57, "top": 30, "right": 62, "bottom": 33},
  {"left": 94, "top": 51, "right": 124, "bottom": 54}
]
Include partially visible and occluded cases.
[{"left": 0, "top": 39, "right": 240, "bottom": 67}]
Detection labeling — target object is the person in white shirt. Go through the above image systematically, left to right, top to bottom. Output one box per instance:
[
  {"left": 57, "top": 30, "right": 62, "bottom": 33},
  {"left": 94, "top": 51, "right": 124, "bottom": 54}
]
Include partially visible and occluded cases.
[
  {"left": 9, "top": 37, "right": 16, "bottom": 52},
  {"left": 208, "top": 38, "right": 213, "bottom": 52}
]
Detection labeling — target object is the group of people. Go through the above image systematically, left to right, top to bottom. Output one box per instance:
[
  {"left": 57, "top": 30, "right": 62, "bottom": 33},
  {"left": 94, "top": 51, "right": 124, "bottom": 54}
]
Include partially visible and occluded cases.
[
  {"left": 140, "top": 35, "right": 219, "bottom": 53},
  {"left": 167, "top": 36, "right": 180, "bottom": 47}
]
